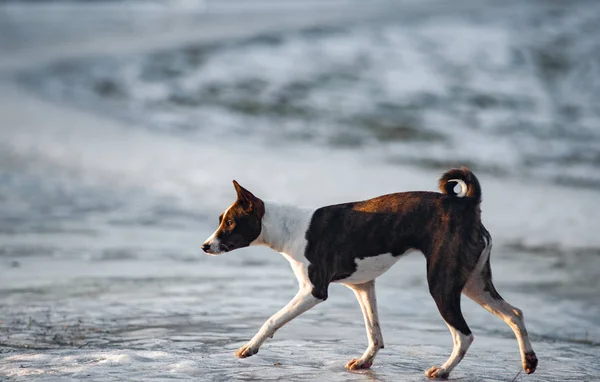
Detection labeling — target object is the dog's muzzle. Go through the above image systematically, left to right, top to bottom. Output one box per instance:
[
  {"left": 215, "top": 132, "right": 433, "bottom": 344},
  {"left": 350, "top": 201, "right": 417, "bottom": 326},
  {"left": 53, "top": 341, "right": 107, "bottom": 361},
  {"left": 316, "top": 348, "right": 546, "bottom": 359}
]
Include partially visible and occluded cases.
[{"left": 202, "top": 238, "right": 230, "bottom": 255}]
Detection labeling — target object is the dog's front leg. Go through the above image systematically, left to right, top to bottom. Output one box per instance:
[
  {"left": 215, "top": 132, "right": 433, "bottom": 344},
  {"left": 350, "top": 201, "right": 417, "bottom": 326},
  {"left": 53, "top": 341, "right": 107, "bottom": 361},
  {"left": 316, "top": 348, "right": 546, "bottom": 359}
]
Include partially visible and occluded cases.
[{"left": 235, "top": 288, "right": 322, "bottom": 358}]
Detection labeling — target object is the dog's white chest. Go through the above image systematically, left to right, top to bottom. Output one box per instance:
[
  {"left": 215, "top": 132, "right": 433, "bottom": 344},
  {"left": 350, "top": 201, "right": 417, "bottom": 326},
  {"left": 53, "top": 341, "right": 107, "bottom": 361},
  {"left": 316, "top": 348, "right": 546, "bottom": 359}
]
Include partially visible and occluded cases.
[{"left": 335, "top": 253, "right": 401, "bottom": 284}]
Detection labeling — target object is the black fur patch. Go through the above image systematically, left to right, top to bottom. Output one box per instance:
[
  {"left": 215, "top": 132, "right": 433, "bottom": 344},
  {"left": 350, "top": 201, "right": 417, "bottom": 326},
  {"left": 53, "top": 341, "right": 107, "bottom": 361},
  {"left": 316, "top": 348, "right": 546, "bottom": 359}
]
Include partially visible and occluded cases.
[{"left": 303, "top": 168, "right": 486, "bottom": 335}]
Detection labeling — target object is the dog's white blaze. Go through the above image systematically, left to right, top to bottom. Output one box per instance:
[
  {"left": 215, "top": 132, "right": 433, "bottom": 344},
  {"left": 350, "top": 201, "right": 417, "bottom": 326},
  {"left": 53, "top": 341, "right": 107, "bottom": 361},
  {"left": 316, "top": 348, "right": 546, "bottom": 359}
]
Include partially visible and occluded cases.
[
  {"left": 448, "top": 179, "right": 467, "bottom": 197},
  {"left": 203, "top": 203, "right": 237, "bottom": 255},
  {"left": 336, "top": 253, "right": 404, "bottom": 284}
]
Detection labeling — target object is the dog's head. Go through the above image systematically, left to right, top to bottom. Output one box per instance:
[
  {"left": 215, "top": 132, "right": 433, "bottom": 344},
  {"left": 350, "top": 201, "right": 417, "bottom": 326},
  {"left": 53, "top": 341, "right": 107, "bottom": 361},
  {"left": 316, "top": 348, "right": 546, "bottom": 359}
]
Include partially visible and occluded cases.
[{"left": 201, "top": 181, "right": 265, "bottom": 255}]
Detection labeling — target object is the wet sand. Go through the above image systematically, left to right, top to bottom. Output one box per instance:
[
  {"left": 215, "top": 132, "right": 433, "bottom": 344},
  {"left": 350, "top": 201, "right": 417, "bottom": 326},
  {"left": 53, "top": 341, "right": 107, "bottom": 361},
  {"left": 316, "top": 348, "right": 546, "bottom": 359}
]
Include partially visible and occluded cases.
[{"left": 2, "top": 79, "right": 600, "bottom": 380}]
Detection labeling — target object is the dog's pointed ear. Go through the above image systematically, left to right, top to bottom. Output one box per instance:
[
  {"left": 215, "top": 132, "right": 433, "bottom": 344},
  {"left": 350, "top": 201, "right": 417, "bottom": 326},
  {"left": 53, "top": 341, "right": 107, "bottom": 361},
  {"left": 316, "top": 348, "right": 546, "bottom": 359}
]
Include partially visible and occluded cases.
[
  {"left": 233, "top": 180, "right": 257, "bottom": 211},
  {"left": 233, "top": 180, "right": 265, "bottom": 218}
]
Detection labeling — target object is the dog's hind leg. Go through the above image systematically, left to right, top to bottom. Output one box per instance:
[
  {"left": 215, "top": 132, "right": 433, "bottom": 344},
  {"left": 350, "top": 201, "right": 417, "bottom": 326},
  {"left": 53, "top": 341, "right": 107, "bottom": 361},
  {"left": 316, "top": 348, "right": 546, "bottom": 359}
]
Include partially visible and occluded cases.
[
  {"left": 462, "top": 237, "right": 538, "bottom": 374},
  {"left": 425, "top": 251, "right": 475, "bottom": 379},
  {"left": 343, "top": 280, "right": 384, "bottom": 370}
]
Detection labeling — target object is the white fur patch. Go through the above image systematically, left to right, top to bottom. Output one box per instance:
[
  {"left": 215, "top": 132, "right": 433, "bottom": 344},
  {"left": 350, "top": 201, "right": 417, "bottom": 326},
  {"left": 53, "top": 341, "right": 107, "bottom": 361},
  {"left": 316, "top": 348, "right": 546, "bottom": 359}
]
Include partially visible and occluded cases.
[
  {"left": 448, "top": 179, "right": 467, "bottom": 197},
  {"left": 251, "top": 201, "right": 316, "bottom": 289},
  {"left": 202, "top": 230, "right": 222, "bottom": 255},
  {"left": 335, "top": 252, "right": 410, "bottom": 284}
]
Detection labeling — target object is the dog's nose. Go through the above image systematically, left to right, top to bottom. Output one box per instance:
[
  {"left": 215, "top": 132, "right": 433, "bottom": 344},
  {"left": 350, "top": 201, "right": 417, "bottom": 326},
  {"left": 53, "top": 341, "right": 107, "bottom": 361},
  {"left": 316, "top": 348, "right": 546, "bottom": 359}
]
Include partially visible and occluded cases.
[{"left": 201, "top": 243, "right": 211, "bottom": 253}]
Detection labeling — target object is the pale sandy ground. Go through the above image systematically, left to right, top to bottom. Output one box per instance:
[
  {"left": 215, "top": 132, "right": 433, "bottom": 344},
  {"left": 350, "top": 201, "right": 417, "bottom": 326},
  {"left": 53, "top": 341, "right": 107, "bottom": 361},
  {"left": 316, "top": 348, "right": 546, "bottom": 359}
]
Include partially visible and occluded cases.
[{"left": 1, "top": 1, "right": 600, "bottom": 381}]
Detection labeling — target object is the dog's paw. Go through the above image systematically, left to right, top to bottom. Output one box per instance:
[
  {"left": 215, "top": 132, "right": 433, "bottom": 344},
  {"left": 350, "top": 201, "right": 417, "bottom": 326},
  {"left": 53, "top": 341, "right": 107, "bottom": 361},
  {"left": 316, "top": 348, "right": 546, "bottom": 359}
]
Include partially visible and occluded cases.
[
  {"left": 234, "top": 344, "right": 258, "bottom": 358},
  {"left": 524, "top": 351, "right": 538, "bottom": 374},
  {"left": 345, "top": 358, "right": 373, "bottom": 370},
  {"left": 425, "top": 366, "right": 449, "bottom": 379}
]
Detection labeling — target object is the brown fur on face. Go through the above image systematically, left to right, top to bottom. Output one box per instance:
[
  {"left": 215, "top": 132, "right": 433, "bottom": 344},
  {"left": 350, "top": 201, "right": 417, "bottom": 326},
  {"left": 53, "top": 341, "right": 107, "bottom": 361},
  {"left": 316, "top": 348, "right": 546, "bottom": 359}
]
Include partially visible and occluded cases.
[{"left": 209, "top": 181, "right": 265, "bottom": 253}]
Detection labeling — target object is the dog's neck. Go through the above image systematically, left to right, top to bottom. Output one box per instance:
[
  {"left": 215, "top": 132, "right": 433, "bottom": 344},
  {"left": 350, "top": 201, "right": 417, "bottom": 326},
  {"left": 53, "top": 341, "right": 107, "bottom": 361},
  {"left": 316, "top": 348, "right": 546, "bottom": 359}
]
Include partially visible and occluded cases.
[{"left": 252, "top": 200, "right": 313, "bottom": 256}]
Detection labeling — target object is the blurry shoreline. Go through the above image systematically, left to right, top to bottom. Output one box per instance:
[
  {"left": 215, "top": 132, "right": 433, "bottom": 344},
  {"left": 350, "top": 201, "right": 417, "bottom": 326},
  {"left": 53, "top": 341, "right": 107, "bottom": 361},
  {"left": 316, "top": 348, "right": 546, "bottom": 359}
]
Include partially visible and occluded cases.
[
  {"left": 0, "top": 0, "right": 409, "bottom": 72},
  {"left": 4, "top": 0, "right": 600, "bottom": 190}
]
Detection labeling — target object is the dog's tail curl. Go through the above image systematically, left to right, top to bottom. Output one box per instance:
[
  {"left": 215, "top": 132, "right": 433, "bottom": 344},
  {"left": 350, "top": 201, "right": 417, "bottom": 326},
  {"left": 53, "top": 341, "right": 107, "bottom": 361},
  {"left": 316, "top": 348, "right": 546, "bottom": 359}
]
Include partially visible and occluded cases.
[{"left": 439, "top": 167, "right": 482, "bottom": 202}]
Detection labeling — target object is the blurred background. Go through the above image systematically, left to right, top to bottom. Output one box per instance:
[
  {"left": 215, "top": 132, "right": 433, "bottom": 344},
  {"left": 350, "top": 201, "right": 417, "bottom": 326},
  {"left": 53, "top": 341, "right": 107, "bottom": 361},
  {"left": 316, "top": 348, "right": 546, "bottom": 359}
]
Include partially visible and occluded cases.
[{"left": 1, "top": 1, "right": 599, "bottom": 380}]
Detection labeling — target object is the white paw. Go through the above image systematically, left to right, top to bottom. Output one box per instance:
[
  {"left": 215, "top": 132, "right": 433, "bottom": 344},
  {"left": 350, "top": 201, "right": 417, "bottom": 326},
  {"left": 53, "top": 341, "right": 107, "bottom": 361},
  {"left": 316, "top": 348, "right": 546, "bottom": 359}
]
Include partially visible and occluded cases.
[
  {"left": 234, "top": 344, "right": 259, "bottom": 358},
  {"left": 345, "top": 358, "right": 373, "bottom": 370},
  {"left": 425, "top": 366, "right": 450, "bottom": 379}
]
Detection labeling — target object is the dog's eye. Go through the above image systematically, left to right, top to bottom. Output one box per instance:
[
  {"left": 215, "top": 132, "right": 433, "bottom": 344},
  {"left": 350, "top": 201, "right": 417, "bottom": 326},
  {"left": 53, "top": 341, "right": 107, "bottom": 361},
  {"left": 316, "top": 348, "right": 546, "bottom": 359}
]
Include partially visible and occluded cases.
[{"left": 226, "top": 220, "right": 235, "bottom": 227}]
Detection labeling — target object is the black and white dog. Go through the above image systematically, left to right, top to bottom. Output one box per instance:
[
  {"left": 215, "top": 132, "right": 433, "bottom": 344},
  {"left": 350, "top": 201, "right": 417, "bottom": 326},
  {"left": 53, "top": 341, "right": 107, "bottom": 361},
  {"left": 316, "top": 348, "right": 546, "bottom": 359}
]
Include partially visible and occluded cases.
[{"left": 201, "top": 168, "right": 537, "bottom": 378}]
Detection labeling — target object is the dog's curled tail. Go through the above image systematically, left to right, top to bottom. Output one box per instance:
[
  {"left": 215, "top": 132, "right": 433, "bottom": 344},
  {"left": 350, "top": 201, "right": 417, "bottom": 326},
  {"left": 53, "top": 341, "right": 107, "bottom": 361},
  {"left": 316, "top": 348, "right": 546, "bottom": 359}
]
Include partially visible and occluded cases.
[{"left": 439, "top": 167, "right": 482, "bottom": 202}]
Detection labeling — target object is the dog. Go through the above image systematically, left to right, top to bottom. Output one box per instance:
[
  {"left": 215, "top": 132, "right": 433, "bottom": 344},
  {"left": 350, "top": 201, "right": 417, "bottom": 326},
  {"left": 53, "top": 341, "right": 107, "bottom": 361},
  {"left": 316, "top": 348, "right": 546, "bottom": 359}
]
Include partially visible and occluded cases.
[{"left": 201, "top": 167, "right": 538, "bottom": 378}]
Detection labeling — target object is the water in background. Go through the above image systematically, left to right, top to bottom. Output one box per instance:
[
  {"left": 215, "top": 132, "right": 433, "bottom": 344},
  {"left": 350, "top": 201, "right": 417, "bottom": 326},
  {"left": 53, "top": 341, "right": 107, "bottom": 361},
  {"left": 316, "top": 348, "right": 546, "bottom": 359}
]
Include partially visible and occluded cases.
[
  {"left": 18, "top": 0, "right": 600, "bottom": 188},
  {"left": 1, "top": 1, "right": 600, "bottom": 381}
]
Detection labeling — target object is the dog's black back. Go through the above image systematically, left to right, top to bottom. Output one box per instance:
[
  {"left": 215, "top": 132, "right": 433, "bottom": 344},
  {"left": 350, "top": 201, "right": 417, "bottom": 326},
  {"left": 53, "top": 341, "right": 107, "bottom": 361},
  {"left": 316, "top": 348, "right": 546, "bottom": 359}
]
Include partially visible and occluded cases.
[{"left": 303, "top": 168, "right": 487, "bottom": 337}]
